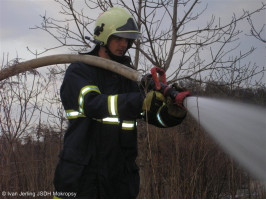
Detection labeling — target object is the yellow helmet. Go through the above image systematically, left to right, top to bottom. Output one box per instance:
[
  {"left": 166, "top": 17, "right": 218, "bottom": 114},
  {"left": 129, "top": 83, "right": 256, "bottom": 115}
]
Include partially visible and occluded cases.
[{"left": 93, "top": 7, "right": 140, "bottom": 46}]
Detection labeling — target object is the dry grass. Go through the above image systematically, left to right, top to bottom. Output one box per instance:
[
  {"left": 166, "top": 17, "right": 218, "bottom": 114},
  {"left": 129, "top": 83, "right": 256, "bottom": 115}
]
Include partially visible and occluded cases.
[
  {"left": 136, "top": 116, "right": 266, "bottom": 198},
  {"left": 1, "top": 117, "right": 265, "bottom": 199}
]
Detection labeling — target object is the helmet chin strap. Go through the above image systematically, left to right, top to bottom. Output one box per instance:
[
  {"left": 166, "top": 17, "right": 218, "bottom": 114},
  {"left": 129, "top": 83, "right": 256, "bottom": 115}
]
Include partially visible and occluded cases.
[{"left": 105, "top": 45, "right": 126, "bottom": 63}]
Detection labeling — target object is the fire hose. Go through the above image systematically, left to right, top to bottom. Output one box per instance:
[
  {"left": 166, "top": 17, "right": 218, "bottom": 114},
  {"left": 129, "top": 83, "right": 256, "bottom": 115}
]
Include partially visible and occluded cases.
[
  {"left": 0, "top": 54, "right": 188, "bottom": 106},
  {"left": 0, "top": 54, "right": 143, "bottom": 82}
]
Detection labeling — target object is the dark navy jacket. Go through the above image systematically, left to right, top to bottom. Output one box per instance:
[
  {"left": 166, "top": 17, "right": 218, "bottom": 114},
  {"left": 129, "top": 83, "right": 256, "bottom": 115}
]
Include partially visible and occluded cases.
[{"left": 53, "top": 50, "right": 185, "bottom": 198}]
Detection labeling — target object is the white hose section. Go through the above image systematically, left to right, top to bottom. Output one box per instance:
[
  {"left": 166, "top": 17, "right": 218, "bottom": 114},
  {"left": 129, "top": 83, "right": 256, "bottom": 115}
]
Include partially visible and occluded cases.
[{"left": 0, "top": 54, "right": 142, "bottom": 82}]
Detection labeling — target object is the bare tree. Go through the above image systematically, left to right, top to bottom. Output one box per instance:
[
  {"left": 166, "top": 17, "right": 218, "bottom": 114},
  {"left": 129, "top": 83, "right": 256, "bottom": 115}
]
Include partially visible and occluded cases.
[
  {"left": 29, "top": 0, "right": 265, "bottom": 88},
  {"left": 247, "top": 14, "right": 266, "bottom": 43},
  {"left": 0, "top": 56, "right": 67, "bottom": 195}
]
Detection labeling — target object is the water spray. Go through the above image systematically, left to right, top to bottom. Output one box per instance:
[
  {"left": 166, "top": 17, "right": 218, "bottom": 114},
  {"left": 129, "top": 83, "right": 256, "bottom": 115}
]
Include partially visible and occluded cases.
[{"left": 185, "top": 97, "right": 266, "bottom": 184}]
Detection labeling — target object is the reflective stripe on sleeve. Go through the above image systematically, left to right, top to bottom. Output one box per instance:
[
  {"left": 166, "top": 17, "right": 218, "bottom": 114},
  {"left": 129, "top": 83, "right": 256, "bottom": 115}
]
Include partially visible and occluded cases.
[
  {"left": 78, "top": 85, "right": 100, "bottom": 114},
  {"left": 108, "top": 95, "right": 118, "bottom": 116},
  {"left": 156, "top": 104, "right": 168, "bottom": 128},
  {"left": 66, "top": 110, "right": 86, "bottom": 119},
  {"left": 122, "top": 120, "right": 136, "bottom": 130}
]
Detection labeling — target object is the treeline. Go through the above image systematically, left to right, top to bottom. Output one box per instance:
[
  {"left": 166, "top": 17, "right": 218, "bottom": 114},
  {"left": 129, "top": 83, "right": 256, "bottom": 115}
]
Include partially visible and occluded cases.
[
  {"left": 181, "top": 80, "right": 265, "bottom": 105},
  {"left": 0, "top": 82, "right": 265, "bottom": 198},
  {"left": 0, "top": 125, "right": 62, "bottom": 199}
]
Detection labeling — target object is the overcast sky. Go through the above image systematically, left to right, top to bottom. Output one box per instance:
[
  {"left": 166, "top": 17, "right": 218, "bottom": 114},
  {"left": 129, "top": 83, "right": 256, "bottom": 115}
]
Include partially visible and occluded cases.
[{"left": 0, "top": 0, "right": 265, "bottom": 84}]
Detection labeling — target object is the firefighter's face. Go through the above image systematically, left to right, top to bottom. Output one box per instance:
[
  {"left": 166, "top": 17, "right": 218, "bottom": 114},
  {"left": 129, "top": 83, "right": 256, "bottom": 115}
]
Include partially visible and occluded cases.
[{"left": 108, "top": 35, "right": 128, "bottom": 56}]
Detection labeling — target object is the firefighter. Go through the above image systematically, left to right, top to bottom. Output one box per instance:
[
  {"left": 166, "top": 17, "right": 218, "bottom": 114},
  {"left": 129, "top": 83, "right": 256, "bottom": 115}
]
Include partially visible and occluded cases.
[{"left": 53, "top": 7, "right": 190, "bottom": 199}]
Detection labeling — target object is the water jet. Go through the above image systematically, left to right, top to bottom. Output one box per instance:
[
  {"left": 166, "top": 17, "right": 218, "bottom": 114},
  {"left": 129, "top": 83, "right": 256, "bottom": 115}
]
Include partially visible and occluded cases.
[{"left": 185, "top": 96, "right": 266, "bottom": 184}]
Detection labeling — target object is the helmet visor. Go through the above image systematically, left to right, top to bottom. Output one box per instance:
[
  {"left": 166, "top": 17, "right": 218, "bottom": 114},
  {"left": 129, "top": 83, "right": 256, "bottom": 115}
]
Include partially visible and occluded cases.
[{"left": 113, "top": 32, "right": 141, "bottom": 40}]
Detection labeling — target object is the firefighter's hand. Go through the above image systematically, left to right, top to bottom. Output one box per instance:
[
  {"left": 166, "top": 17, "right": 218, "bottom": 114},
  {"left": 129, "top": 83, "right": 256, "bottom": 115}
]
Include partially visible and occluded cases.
[
  {"left": 140, "top": 74, "right": 154, "bottom": 92},
  {"left": 141, "top": 74, "right": 170, "bottom": 96},
  {"left": 170, "top": 83, "right": 191, "bottom": 108},
  {"left": 142, "top": 91, "right": 165, "bottom": 112},
  {"left": 166, "top": 96, "right": 187, "bottom": 119}
]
